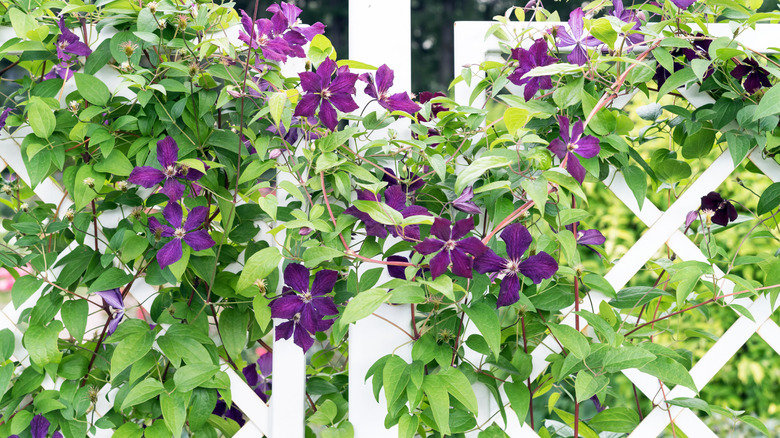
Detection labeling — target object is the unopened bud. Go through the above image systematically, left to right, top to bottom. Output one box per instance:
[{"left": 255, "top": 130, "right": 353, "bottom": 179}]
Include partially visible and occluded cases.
[
  {"left": 190, "top": 4, "right": 198, "bottom": 18},
  {"left": 177, "top": 14, "right": 188, "bottom": 29},
  {"left": 269, "top": 149, "right": 282, "bottom": 159},
  {"left": 83, "top": 177, "right": 95, "bottom": 188},
  {"left": 299, "top": 227, "right": 313, "bottom": 236}
]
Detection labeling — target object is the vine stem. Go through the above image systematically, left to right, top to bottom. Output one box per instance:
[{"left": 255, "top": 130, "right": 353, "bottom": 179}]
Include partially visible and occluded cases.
[
  {"left": 572, "top": 194, "right": 580, "bottom": 438},
  {"left": 521, "top": 314, "right": 534, "bottom": 430}
]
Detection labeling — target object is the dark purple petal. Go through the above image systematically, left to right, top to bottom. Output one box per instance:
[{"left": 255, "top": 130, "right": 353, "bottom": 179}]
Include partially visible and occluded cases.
[
  {"left": 671, "top": 0, "right": 697, "bottom": 8},
  {"left": 568, "top": 8, "right": 584, "bottom": 39},
  {"left": 298, "top": 22, "right": 325, "bottom": 41},
  {"left": 556, "top": 28, "right": 577, "bottom": 47},
  {"left": 65, "top": 41, "right": 91, "bottom": 57},
  {"left": 567, "top": 44, "right": 590, "bottom": 66},
  {"left": 316, "top": 58, "right": 337, "bottom": 85},
  {"left": 375, "top": 64, "right": 394, "bottom": 94},
  {"left": 730, "top": 64, "right": 750, "bottom": 80},
  {"left": 299, "top": 71, "right": 322, "bottom": 93},
  {"left": 361, "top": 72, "right": 379, "bottom": 100},
  {"left": 743, "top": 72, "right": 763, "bottom": 94},
  {"left": 329, "top": 73, "right": 358, "bottom": 95},
  {"left": 328, "top": 92, "right": 359, "bottom": 114},
  {"left": 382, "top": 92, "right": 421, "bottom": 114},
  {"left": 294, "top": 93, "right": 321, "bottom": 118},
  {"left": 318, "top": 99, "right": 338, "bottom": 131},
  {"left": 0, "top": 108, "right": 13, "bottom": 131},
  {"left": 558, "top": 116, "right": 571, "bottom": 144},
  {"left": 570, "top": 119, "right": 584, "bottom": 142},
  {"left": 156, "top": 136, "right": 179, "bottom": 168},
  {"left": 574, "top": 136, "right": 600, "bottom": 159},
  {"left": 547, "top": 139, "right": 567, "bottom": 160},
  {"left": 566, "top": 152, "right": 588, "bottom": 184},
  {"left": 178, "top": 164, "right": 205, "bottom": 182},
  {"left": 128, "top": 167, "right": 165, "bottom": 188},
  {"left": 160, "top": 178, "right": 185, "bottom": 201},
  {"left": 384, "top": 185, "right": 407, "bottom": 211},
  {"left": 453, "top": 186, "right": 481, "bottom": 214},
  {"left": 700, "top": 192, "right": 723, "bottom": 211},
  {"left": 163, "top": 202, "right": 183, "bottom": 227},
  {"left": 185, "top": 206, "right": 209, "bottom": 231},
  {"left": 149, "top": 217, "right": 174, "bottom": 237},
  {"left": 430, "top": 217, "right": 453, "bottom": 241},
  {"left": 451, "top": 217, "right": 474, "bottom": 240},
  {"left": 500, "top": 223, "right": 533, "bottom": 261},
  {"left": 577, "top": 229, "right": 606, "bottom": 245},
  {"left": 183, "top": 230, "right": 215, "bottom": 251},
  {"left": 457, "top": 237, "right": 487, "bottom": 257},
  {"left": 414, "top": 238, "right": 445, "bottom": 255},
  {"left": 157, "top": 239, "right": 183, "bottom": 268},
  {"left": 450, "top": 248, "right": 473, "bottom": 279},
  {"left": 474, "top": 249, "right": 507, "bottom": 274},
  {"left": 428, "top": 250, "right": 451, "bottom": 279},
  {"left": 518, "top": 252, "right": 558, "bottom": 284},
  {"left": 387, "top": 255, "right": 410, "bottom": 279},
  {"left": 284, "top": 263, "right": 311, "bottom": 294},
  {"left": 311, "top": 269, "right": 338, "bottom": 296},
  {"left": 497, "top": 274, "right": 521, "bottom": 308},
  {"left": 95, "top": 288, "right": 123, "bottom": 310},
  {"left": 270, "top": 294, "right": 304, "bottom": 319},
  {"left": 311, "top": 296, "right": 338, "bottom": 316},
  {"left": 107, "top": 309, "right": 123, "bottom": 335},
  {"left": 275, "top": 320, "right": 294, "bottom": 341},
  {"left": 293, "top": 323, "right": 315, "bottom": 352},
  {"left": 258, "top": 352, "right": 273, "bottom": 375},
  {"left": 243, "top": 363, "right": 259, "bottom": 387},
  {"left": 31, "top": 414, "right": 50, "bottom": 438},
  {"left": 52, "top": 433, "right": 64, "bottom": 438}
]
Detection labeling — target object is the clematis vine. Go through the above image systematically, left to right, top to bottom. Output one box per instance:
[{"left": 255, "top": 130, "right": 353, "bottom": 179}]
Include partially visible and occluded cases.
[
  {"left": 610, "top": 0, "right": 644, "bottom": 46},
  {"left": 555, "top": 8, "right": 601, "bottom": 66},
  {"left": 55, "top": 18, "right": 92, "bottom": 62},
  {"left": 507, "top": 38, "right": 558, "bottom": 101},
  {"left": 294, "top": 58, "right": 359, "bottom": 131},
  {"left": 731, "top": 58, "right": 771, "bottom": 94},
  {"left": 359, "top": 64, "right": 421, "bottom": 113},
  {"left": 0, "top": 107, "right": 12, "bottom": 130},
  {"left": 547, "top": 116, "right": 600, "bottom": 184},
  {"left": 128, "top": 136, "right": 205, "bottom": 201},
  {"left": 700, "top": 191, "right": 738, "bottom": 227},
  {"left": 149, "top": 202, "right": 216, "bottom": 269},
  {"left": 414, "top": 217, "right": 487, "bottom": 279},
  {"left": 475, "top": 224, "right": 558, "bottom": 307},
  {"left": 270, "top": 263, "right": 339, "bottom": 352},
  {"left": 95, "top": 288, "right": 125, "bottom": 335},
  {"left": 9, "top": 414, "right": 63, "bottom": 438}
]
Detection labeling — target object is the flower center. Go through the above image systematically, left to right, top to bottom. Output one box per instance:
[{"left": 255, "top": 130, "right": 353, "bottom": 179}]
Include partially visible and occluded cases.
[
  {"left": 259, "top": 34, "right": 269, "bottom": 45},
  {"left": 59, "top": 40, "right": 70, "bottom": 50},
  {"left": 321, "top": 88, "right": 332, "bottom": 99},
  {"left": 567, "top": 142, "right": 578, "bottom": 152},
  {"left": 164, "top": 165, "right": 177, "bottom": 178},
  {"left": 174, "top": 228, "right": 186, "bottom": 239},
  {"left": 444, "top": 240, "right": 457, "bottom": 251},
  {"left": 504, "top": 258, "right": 520, "bottom": 274},
  {"left": 301, "top": 292, "right": 312, "bottom": 303}
]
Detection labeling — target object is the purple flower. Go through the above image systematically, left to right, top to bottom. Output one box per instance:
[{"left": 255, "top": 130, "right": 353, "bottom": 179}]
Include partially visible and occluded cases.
[
  {"left": 610, "top": 0, "right": 644, "bottom": 46},
  {"left": 670, "top": 0, "right": 697, "bottom": 9},
  {"left": 267, "top": 2, "right": 325, "bottom": 42},
  {"left": 556, "top": 8, "right": 601, "bottom": 66},
  {"left": 238, "top": 11, "right": 297, "bottom": 62},
  {"left": 56, "top": 18, "right": 92, "bottom": 62},
  {"left": 507, "top": 38, "right": 558, "bottom": 101},
  {"left": 294, "top": 58, "right": 359, "bottom": 131},
  {"left": 731, "top": 59, "right": 771, "bottom": 94},
  {"left": 43, "top": 61, "right": 74, "bottom": 81},
  {"left": 359, "top": 65, "right": 421, "bottom": 114},
  {"left": 417, "top": 91, "right": 447, "bottom": 122},
  {"left": 0, "top": 108, "right": 12, "bottom": 131},
  {"left": 547, "top": 116, "right": 600, "bottom": 184},
  {"left": 128, "top": 136, "right": 205, "bottom": 201},
  {"left": 382, "top": 167, "right": 424, "bottom": 195},
  {"left": 344, "top": 185, "right": 431, "bottom": 241},
  {"left": 453, "top": 186, "right": 481, "bottom": 215},
  {"left": 700, "top": 191, "right": 737, "bottom": 226},
  {"left": 149, "top": 202, "right": 215, "bottom": 269},
  {"left": 685, "top": 210, "right": 698, "bottom": 228},
  {"left": 414, "top": 217, "right": 487, "bottom": 279},
  {"left": 566, "top": 222, "right": 606, "bottom": 246},
  {"left": 475, "top": 224, "right": 558, "bottom": 308},
  {"left": 270, "top": 264, "right": 339, "bottom": 352},
  {"left": 95, "top": 288, "right": 125, "bottom": 335},
  {"left": 242, "top": 352, "right": 272, "bottom": 402},
  {"left": 213, "top": 393, "right": 245, "bottom": 426},
  {"left": 24, "top": 414, "right": 63, "bottom": 438}
]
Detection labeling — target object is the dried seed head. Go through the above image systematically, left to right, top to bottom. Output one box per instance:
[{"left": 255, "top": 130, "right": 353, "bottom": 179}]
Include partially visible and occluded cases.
[
  {"left": 147, "top": 1, "right": 157, "bottom": 12},
  {"left": 177, "top": 14, "right": 188, "bottom": 28},
  {"left": 120, "top": 41, "right": 138, "bottom": 57},
  {"left": 188, "top": 62, "right": 200, "bottom": 77},
  {"left": 68, "top": 100, "right": 80, "bottom": 113},
  {"left": 83, "top": 177, "right": 95, "bottom": 188},
  {"left": 116, "top": 180, "right": 128, "bottom": 192},
  {"left": 1, "top": 184, "right": 12, "bottom": 195},
  {"left": 20, "top": 203, "right": 29, "bottom": 212},
  {"left": 131, "top": 206, "right": 144, "bottom": 219},
  {"left": 64, "top": 208, "right": 75, "bottom": 221},
  {"left": 254, "top": 278, "right": 267, "bottom": 293},
  {"left": 87, "top": 385, "right": 100, "bottom": 403}
]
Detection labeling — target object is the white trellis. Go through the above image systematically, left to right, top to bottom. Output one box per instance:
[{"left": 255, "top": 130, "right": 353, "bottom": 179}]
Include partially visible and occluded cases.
[{"left": 2, "top": 3, "right": 780, "bottom": 438}]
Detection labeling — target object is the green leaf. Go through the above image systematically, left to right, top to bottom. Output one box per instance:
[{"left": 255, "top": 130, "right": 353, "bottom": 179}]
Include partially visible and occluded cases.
[
  {"left": 9, "top": 8, "right": 37, "bottom": 39},
  {"left": 589, "top": 18, "right": 617, "bottom": 49},
  {"left": 657, "top": 69, "right": 696, "bottom": 100},
  {"left": 75, "top": 73, "right": 111, "bottom": 106},
  {"left": 552, "top": 77, "right": 583, "bottom": 109},
  {"left": 754, "top": 84, "right": 780, "bottom": 120},
  {"left": 28, "top": 97, "right": 56, "bottom": 139},
  {"left": 504, "top": 107, "right": 530, "bottom": 135},
  {"left": 681, "top": 123, "right": 716, "bottom": 159},
  {"left": 315, "top": 126, "right": 358, "bottom": 152},
  {"left": 725, "top": 131, "right": 753, "bottom": 167},
  {"left": 94, "top": 150, "right": 134, "bottom": 176},
  {"left": 454, "top": 156, "right": 509, "bottom": 194},
  {"left": 73, "top": 165, "right": 106, "bottom": 211},
  {"left": 622, "top": 165, "right": 647, "bottom": 209},
  {"left": 543, "top": 169, "right": 588, "bottom": 202},
  {"left": 521, "top": 176, "right": 548, "bottom": 216},
  {"left": 757, "top": 182, "right": 780, "bottom": 215},
  {"left": 352, "top": 200, "right": 404, "bottom": 226},
  {"left": 302, "top": 246, "right": 344, "bottom": 268},
  {"left": 237, "top": 247, "right": 280, "bottom": 293},
  {"left": 89, "top": 267, "right": 133, "bottom": 293},
  {"left": 582, "top": 273, "right": 616, "bottom": 299},
  {"left": 12, "top": 275, "right": 43, "bottom": 308},
  {"left": 610, "top": 286, "right": 670, "bottom": 309},
  {"left": 341, "top": 288, "right": 390, "bottom": 325},
  {"left": 253, "top": 294, "right": 272, "bottom": 332},
  {"left": 61, "top": 299, "right": 88, "bottom": 343},
  {"left": 462, "top": 300, "right": 500, "bottom": 359},
  {"left": 219, "top": 308, "right": 248, "bottom": 362},
  {"left": 575, "top": 310, "right": 616, "bottom": 346},
  {"left": 23, "top": 321, "right": 62, "bottom": 367},
  {"left": 548, "top": 323, "right": 590, "bottom": 359},
  {"left": 0, "top": 329, "right": 14, "bottom": 361},
  {"left": 111, "top": 331, "right": 154, "bottom": 379},
  {"left": 602, "top": 346, "right": 656, "bottom": 373},
  {"left": 382, "top": 355, "right": 409, "bottom": 407},
  {"left": 639, "top": 356, "right": 697, "bottom": 392},
  {"left": 0, "top": 363, "right": 14, "bottom": 401},
  {"left": 174, "top": 364, "right": 220, "bottom": 392},
  {"left": 439, "top": 367, "right": 478, "bottom": 415},
  {"left": 575, "top": 370, "right": 608, "bottom": 403},
  {"left": 422, "top": 374, "right": 450, "bottom": 435},
  {"left": 121, "top": 378, "right": 165, "bottom": 410},
  {"left": 503, "top": 379, "right": 530, "bottom": 426},
  {"left": 161, "top": 390, "right": 191, "bottom": 436},
  {"left": 666, "top": 397, "right": 711, "bottom": 415},
  {"left": 589, "top": 407, "right": 639, "bottom": 433},
  {"left": 554, "top": 408, "right": 600, "bottom": 438},
  {"left": 398, "top": 414, "right": 419, "bottom": 438},
  {"left": 741, "top": 415, "right": 770, "bottom": 436},
  {"left": 113, "top": 423, "right": 143, "bottom": 438}
]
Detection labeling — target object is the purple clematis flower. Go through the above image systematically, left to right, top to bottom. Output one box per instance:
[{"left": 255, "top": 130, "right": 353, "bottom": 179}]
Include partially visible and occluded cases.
[
  {"left": 610, "top": 0, "right": 644, "bottom": 46},
  {"left": 670, "top": 0, "right": 697, "bottom": 9},
  {"left": 267, "top": 2, "right": 326, "bottom": 42},
  {"left": 556, "top": 8, "right": 601, "bottom": 66},
  {"left": 238, "top": 11, "right": 297, "bottom": 62},
  {"left": 56, "top": 18, "right": 92, "bottom": 62},
  {"left": 507, "top": 38, "right": 558, "bottom": 101},
  {"left": 294, "top": 58, "right": 359, "bottom": 131},
  {"left": 731, "top": 59, "right": 771, "bottom": 94},
  {"left": 43, "top": 61, "right": 75, "bottom": 81},
  {"left": 359, "top": 65, "right": 421, "bottom": 114},
  {"left": 417, "top": 91, "right": 447, "bottom": 122},
  {"left": 0, "top": 108, "right": 12, "bottom": 131},
  {"left": 547, "top": 116, "right": 600, "bottom": 184},
  {"left": 128, "top": 136, "right": 205, "bottom": 201},
  {"left": 453, "top": 186, "right": 481, "bottom": 215},
  {"left": 700, "top": 191, "right": 737, "bottom": 226},
  {"left": 149, "top": 202, "right": 215, "bottom": 269},
  {"left": 414, "top": 217, "right": 487, "bottom": 279},
  {"left": 566, "top": 222, "right": 606, "bottom": 246},
  {"left": 475, "top": 224, "right": 558, "bottom": 308},
  {"left": 270, "top": 263, "right": 339, "bottom": 352},
  {"left": 95, "top": 288, "right": 125, "bottom": 335},
  {"left": 242, "top": 351, "right": 272, "bottom": 402},
  {"left": 213, "top": 391, "right": 245, "bottom": 426},
  {"left": 17, "top": 414, "right": 63, "bottom": 438}
]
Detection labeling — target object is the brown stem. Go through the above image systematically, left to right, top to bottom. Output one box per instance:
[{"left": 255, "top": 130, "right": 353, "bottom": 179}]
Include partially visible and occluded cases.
[
  {"left": 91, "top": 200, "right": 99, "bottom": 251},
  {"left": 411, "top": 304, "right": 419, "bottom": 339},
  {"left": 371, "top": 312, "right": 415, "bottom": 340},
  {"left": 82, "top": 316, "right": 112, "bottom": 387},
  {"left": 633, "top": 384, "right": 644, "bottom": 420}
]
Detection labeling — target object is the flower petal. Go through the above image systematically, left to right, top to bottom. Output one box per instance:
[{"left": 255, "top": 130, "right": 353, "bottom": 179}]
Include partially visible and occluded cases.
[
  {"left": 568, "top": 8, "right": 584, "bottom": 39},
  {"left": 567, "top": 44, "right": 589, "bottom": 66},
  {"left": 375, "top": 64, "right": 394, "bottom": 94},
  {"left": 299, "top": 71, "right": 322, "bottom": 93},
  {"left": 328, "top": 92, "right": 359, "bottom": 113},
  {"left": 383, "top": 92, "right": 421, "bottom": 114},
  {"left": 294, "top": 93, "right": 321, "bottom": 118},
  {"left": 318, "top": 99, "right": 338, "bottom": 131},
  {"left": 574, "top": 135, "right": 600, "bottom": 159},
  {"left": 157, "top": 136, "right": 179, "bottom": 168},
  {"left": 547, "top": 139, "right": 567, "bottom": 160},
  {"left": 566, "top": 152, "right": 588, "bottom": 184},
  {"left": 128, "top": 166, "right": 165, "bottom": 188},
  {"left": 160, "top": 178, "right": 185, "bottom": 201},
  {"left": 163, "top": 201, "right": 183, "bottom": 227},
  {"left": 185, "top": 206, "right": 209, "bottom": 231},
  {"left": 149, "top": 217, "right": 174, "bottom": 237},
  {"left": 430, "top": 217, "right": 453, "bottom": 241},
  {"left": 451, "top": 217, "right": 474, "bottom": 240},
  {"left": 500, "top": 223, "right": 533, "bottom": 261},
  {"left": 577, "top": 229, "right": 606, "bottom": 245},
  {"left": 184, "top": 230, "right": 215, "bottom": 251},
  {"left": 457, "top": 236, "right": 487, "bottom": 257},
  {"left": 414, "top": 238, "right": 445, "bottom": 255},
  {"left": 157, "top": 239, "right": 183, "bottom": 269},
  {"left": 450, "top": 248, "right": 473, "bottom": 279},
  {"left": 474, "top": 249, "right": 507, "bottom": 274},
  {"left": 428, "top": 250, "right": 451, "bottom": 279},
  {"left": 518, "top": 252, "right": 558, "bottom": 284},
  {"left": 386, "top": 255, "right": 410, "bottom": 279},
  {"left": 284, "top": 263, "right": 311, "bottom": 294},
  {"left": 311, "top": 269, "right": 338, "bottom": 296},
  {"left": 497, "top": 274, "right": 520, "bottom": 308},
  {"left": 96, "top": 288, "right": 124, "bottom": 309},
  {"left": 270, "top": 293, "right": 304, "bottom": 319},
  {"left": 312, "top": 296, "right": 338, "bottom": 316},
  {"left": 275, "top": 320, "right": 294, "bottom": 341},
  {"left": 293, "top": 322, "right": 315, "bottom": 352},
  {"left": 257, "top": 351, "right": 273, "bottom": 376},
  {"left": 243, "top": 363, "right": 259, "bottom": 387},
  {"left": 31, "top": 414, "right": 50, "bottom": 438}
]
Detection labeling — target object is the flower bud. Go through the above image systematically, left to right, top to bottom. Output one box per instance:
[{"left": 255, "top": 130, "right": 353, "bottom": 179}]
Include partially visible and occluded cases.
[
  {"left": 177, "top": 14, "right": 188, "bottom": 29},
  {"left": 188, "top": 62, "right": 200, "bottom": 77},
  {"left": 269, "top": 149, "right": 282, "bottom": 159},
  {"left": 83, "top": 177, "right": 95, "bottom": 188},
  {"left": 299, "top": 227, "right": 313, "bottom": 236}
]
